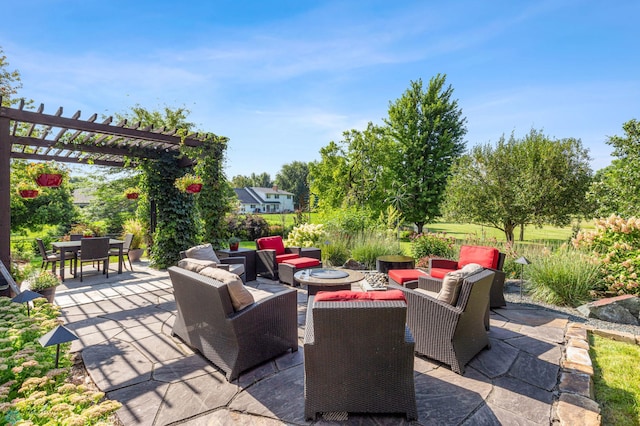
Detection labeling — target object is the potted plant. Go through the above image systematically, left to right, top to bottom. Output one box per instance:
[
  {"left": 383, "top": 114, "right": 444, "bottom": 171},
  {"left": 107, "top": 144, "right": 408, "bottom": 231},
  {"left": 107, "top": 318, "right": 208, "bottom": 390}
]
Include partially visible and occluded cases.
[
  {"left": 27, "top": 161, "right": 66, "bottom": 188},
  {"left": 174, "top": 174, "right": 203, "bottom": 194},
  {"left": 16, "top": 181, "right": 39, "bottom": 198},
  {"left": 124, "top": 187, "right": 141, "bottom": 199},
  {"left": 122, "top": 218, "right": 145, "bottom": 262},
  {"left": 228, "top": 236, "right": 241, "bottom": 251},
  {"left": 29, "top": 270, "right": 61, "bottom": 303}
]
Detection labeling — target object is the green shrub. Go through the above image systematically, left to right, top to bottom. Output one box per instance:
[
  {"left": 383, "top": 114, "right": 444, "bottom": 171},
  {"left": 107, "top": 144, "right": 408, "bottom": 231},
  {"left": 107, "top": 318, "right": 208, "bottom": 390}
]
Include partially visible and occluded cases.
[
  {"left": 573, "top": 214, "right": 640, "bottom": 294},
  {"left": 285, "top": 223, "right": 325, "bottom": 247},
  {"left": 410, "top": 232, "right": 456, "bottom": 260},
  {"left": 350, "top": 233, "right": 403, "bottom": 270},
  {"left": 320, "top": 239, "right": 350, "bottom": 267},
  {"left": 527, "top": 247, "right": 600, "bottom": 306}
]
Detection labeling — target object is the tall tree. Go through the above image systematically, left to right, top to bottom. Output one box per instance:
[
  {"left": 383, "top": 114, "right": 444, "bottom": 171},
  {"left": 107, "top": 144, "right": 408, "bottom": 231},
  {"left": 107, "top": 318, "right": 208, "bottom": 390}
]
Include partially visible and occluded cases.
[
  {"left": 0, "top": 47, "right": 22, "bottom": 107},
  {"left": 385, "top": 74, "right": 467, "bottom": 233},
  {"left": 587, "top": 119, "right": 640, "bottom": 217},
  {"left": 443, "top": 129, "right": 592, "bottom": 242},
  {"left": 275, "top": 161, "right": 309, "bottom": 210},
  {"left": 229, "top": 172, "right": 273, "bottom": 188},
  {"left": 230, "top": 175, "right": 253, "bottom": 188}
]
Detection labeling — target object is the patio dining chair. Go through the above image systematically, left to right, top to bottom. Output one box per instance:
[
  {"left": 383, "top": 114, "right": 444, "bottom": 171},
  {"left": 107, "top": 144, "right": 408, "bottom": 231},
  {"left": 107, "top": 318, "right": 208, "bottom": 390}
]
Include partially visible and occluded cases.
[
  {"left": 110, "top": 233, "right": 133, "bottom": 271},
  {"left": 77, "top": 237, "right": 110, "bottom": 282},
  {"left": 36, "top": 238, "right": 60, "bottom": 273}
]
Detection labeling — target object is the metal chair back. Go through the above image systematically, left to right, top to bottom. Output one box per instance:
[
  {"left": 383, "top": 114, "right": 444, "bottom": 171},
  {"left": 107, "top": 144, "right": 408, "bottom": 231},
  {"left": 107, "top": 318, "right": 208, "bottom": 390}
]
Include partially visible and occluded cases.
[{"left": 80, "top": 237, "right": 110, "bottom": 262}]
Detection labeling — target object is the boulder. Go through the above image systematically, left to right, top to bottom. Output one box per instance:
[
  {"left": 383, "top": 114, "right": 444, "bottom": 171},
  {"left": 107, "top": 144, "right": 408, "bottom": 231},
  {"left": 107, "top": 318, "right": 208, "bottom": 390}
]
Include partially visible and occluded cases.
[
  {"left": 342, "top": 259, "right": 366, "bottom": 270},
  {"left": 577, "top": 295, "right": 640, "bottom": 325}
]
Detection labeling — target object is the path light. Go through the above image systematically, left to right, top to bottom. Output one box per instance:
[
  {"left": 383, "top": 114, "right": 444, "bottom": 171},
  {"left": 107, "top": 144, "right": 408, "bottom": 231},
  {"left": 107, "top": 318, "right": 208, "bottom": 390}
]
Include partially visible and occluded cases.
[
  {"left": 514, "top": 256, "right": 532, "bottom": 299},
  {"left": 11, "top": 290, "right": 42, "bottom": 316},
  {"left": 38, "top": 325, "right": 79, "bottom": 368}
]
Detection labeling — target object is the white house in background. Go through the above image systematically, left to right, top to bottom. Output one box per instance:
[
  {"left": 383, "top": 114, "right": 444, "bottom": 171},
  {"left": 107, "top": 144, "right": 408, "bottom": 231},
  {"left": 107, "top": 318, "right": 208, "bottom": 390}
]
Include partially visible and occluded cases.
[{"left": 233, "top": 186, "right": 295, "bottom": 213}]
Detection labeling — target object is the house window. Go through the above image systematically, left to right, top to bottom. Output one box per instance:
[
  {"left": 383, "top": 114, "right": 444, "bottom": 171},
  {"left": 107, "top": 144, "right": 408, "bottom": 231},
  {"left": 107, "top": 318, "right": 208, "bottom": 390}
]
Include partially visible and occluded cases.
[
  {"left": 266, "top": 194, "right": 271, "bottom": 199},
  {"left": 275, "top": 194, "right": 279, "bottom": 199},
  {"left": 287, "top": 195, "right": 292, "bottom": 199},
  {"left": 250, "top": 204, "right": 256, "bottom": 208}
]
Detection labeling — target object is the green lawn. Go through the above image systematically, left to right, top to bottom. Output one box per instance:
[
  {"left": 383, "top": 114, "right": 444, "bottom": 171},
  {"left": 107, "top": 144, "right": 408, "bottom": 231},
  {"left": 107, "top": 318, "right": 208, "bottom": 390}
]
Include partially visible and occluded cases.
[{"left": 590, "top": 333, "right": 640, "bottom": 425}]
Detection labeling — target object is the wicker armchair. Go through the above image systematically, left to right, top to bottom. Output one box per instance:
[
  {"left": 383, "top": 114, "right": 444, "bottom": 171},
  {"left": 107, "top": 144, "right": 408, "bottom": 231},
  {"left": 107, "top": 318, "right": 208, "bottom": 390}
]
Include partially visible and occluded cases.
[
  {"left": 255, "top": 236, "right": 321, "bottom": 280},
  {"left": 179, "top": 248, "right": 247, "bottom": 282},
  {"left": 168, "top": 266, "right": 298, "bottom": 381},
  {"left": 393, "top": 269, "right": 495, "bottom": 374},
  {"left": 304, "top": 297, "right": 417, "bottom": 421}
]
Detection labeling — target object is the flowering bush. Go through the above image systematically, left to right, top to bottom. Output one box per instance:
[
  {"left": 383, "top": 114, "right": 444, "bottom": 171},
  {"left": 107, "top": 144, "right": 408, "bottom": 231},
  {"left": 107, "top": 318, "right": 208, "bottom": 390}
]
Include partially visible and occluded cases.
[
  {"left": 572, "top": 214, "right": 639, "bottom": 294},
  {"left": 285, "top": 223, "right": 325, "bottom": 247},
  {"left": 410, "top": 232, "right": 456, "bottom": 260},
  {"left": 0, "top": 297, "right": 121, "bottom": 424}
]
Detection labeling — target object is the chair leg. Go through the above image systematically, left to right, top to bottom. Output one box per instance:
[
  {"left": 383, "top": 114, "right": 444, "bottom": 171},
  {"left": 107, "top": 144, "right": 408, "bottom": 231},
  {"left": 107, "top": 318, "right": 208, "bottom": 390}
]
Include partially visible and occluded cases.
[
  {"left": 126, "top": 254, "right": 133, "bottom": 271},
  {"left": 105, "top": 259, "right": 109, "bottom": 278},
  {"left": 80, "top": 262, "right": 83, "bottom": 283}
]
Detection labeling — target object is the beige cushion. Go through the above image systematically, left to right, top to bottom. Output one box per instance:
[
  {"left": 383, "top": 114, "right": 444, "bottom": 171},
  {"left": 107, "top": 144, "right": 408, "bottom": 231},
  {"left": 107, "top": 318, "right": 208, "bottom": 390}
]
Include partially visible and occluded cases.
[
  {"left": 185, "top": 243, "right": 221, "bottom": 263},
  {"left": 178, "top": 258, "right": 217, "bottom": 273},
  {"left": 228, "top": 263, "right": 245, "bottom": 276},
  {"left": 459, "top": 263, "right": 484, "bottom": 275},
  {"left": 199, "top": 267, "right": 254, "bottom": 311},
  {"left": 437, "top": 270, "right": 466, "bottom": 305}
]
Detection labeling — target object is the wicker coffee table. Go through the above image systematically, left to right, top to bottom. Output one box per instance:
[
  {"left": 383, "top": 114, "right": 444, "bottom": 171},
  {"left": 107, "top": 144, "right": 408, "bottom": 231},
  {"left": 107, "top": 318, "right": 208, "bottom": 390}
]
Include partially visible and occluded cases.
[{"left": 294, "top": 268, "right": 365, "bottom": 296}]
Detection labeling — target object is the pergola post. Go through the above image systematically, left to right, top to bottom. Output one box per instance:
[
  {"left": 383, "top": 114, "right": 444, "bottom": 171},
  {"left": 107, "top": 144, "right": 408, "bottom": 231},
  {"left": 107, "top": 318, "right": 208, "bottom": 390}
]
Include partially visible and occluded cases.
[{"left": 0, "top": 115, "right": 11, "bottom": 290}]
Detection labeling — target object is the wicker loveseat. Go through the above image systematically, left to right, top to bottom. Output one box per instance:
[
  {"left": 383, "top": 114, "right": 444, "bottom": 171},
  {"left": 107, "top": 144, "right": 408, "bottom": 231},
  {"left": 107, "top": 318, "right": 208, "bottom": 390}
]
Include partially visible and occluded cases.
[
  {"left": 168, "top": 266, "right": 298, "bottom": 381},
  {"left": 392, "top": 269, "right": 495, "bottom": 374},
  {"left": 303, "top": 292, "right": 417, "bottom": 421}
]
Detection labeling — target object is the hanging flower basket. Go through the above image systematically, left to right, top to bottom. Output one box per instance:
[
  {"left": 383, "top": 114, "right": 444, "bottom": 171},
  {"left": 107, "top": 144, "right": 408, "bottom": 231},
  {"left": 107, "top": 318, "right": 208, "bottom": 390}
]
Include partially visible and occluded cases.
[
  {"left": 27, "top": 161, "right": 66, "bottom": 188},
  {"left": 175, "top": 174, "right": 203, "bottom": 194},
  {"left": 16, "top": 181, "right": 40, "bottom": 198},
  {"left": 124, "top": 187, "right": 141, "bottom": 199},
  {"left": 19, "top": 189, "right": 39, "bottom": 198}
]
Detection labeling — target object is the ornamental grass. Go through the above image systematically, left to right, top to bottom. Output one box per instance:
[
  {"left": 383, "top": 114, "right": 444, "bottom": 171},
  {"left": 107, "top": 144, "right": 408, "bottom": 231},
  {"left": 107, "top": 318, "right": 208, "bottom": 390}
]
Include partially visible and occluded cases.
[{"left": 0, "top": 297, "right": 121, "bottom": 425}]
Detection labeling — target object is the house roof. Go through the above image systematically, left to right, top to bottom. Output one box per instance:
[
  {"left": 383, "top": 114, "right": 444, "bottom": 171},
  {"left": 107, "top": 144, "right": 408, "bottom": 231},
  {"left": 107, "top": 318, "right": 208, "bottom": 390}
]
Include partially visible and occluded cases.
[
  {"left": 249, "top": 186, "right": 294, "bottom": 196},
  {"left": 234, "top": 188, "right": 261, "bottom": 204}
]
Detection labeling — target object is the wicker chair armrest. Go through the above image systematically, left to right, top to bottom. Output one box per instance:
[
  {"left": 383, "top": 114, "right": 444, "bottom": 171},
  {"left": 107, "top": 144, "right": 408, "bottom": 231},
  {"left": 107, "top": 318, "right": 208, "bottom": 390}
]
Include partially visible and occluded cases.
[
  {"left": 285, "top": 246, "right": 301, "bottom": 255},
  {"left": 300, "top": 247, "right": 321, "bottom": 260},
  {"left": 256, "top": 249, "right": 276, "bottom": 262},
  {"left": 429, "top": 258, "right": 458, "bottom": 269},
  {"left": 216, "top": 264, "right": 230, "bottom": 271},
  {"left": 417, "top": 275, "right": 444, "bottom": 292},
  {"left": 397, "top": 287, "right": 462, "bottom": 332},
  {"left": 230, "top": 288, "right": 297, "bottom": 328}
]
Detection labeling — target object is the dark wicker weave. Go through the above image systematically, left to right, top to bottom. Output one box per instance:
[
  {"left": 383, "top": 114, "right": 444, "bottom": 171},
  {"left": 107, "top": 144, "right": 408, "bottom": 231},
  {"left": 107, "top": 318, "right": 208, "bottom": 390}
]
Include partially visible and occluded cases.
[
  {"left": 255, "top": 244, "right": 321, "bottom": 280},
  {"left": 428, "top": 251, "right": 507, "bottom": 308},
  {"left": 168, "top": 266, "right": 298, "bottom": 381},
  {"left": 393, "top": 269, "right": 495, "bottom": 375},
  {"left": 304, "top": 297, "right": 417, "bottom": 421}
]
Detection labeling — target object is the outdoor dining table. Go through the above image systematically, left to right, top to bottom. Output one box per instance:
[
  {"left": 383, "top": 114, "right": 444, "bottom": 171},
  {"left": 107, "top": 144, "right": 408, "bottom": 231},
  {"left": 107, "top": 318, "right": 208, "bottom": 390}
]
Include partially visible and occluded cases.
[{"left": 52, "top": 239, "right": 124, "bottom": 282}]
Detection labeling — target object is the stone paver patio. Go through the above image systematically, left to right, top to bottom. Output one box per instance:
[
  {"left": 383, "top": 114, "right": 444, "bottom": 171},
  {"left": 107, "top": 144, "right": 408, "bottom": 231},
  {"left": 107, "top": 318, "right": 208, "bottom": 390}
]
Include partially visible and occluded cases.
[{"left": 54, "top": 262, "right": 595, "bottom": 425}]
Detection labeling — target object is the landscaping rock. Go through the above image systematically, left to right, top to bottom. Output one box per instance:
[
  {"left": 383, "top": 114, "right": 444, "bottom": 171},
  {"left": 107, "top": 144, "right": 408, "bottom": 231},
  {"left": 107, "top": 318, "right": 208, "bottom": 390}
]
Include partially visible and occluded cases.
[
  {"left": 342, "top": 258, "right": 366, "bottom": 270},
  {"left": 577, "top": 295, "right": 640, "bottom": 325}
]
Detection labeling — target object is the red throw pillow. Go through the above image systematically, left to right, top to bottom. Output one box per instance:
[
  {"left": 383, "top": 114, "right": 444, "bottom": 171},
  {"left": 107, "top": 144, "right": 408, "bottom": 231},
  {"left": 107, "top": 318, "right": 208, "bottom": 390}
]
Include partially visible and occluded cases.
[
  {"left": 257, "top": 236, "right": 286, "bottom": 255},
  {"left": 458, "top": 245, "right": 499, "bottom": 269},
  {"left": 315, "top": 290, "right": 406, "bottom": 302}
]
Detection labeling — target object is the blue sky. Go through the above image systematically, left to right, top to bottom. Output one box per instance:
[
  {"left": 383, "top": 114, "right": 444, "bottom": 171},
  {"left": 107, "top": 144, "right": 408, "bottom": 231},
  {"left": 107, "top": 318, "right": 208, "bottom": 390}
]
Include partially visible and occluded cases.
[{"left": 2, "top": 0, "right": 639, "bottom": 178}]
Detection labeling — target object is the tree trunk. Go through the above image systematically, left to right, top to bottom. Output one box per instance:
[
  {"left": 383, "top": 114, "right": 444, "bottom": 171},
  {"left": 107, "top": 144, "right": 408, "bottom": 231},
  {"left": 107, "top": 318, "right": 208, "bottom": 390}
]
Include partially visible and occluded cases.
[
  {"left": 416, "top": 222, "right": 424, "bottom": 234},
  {"left": 504, "top": 222, "right": 515, "bottom": 243},
  {"left": 519, "top": 224, "right": 525, "bottom": 241}
]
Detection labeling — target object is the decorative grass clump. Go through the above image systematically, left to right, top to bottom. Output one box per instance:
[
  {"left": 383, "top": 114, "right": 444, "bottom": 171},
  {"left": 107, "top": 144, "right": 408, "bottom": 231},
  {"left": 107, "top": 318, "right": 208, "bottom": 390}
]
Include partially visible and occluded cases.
[
  {"left": 349, "top": 233, "right": 403, "bottom": 270},
  {"left": 526, "top": 247, "right": 600, "bottom": 306},
  {"left": 590, "top": 333, "right": 640, "bottom": 425}
]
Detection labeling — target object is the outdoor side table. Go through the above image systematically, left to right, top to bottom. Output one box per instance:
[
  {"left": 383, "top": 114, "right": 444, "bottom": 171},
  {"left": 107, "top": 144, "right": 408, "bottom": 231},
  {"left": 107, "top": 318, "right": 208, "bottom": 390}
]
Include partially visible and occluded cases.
[
  {"left": 217, "top": 248, "right": 257, "bottom": 281},
  {"left": 376, "top": 255, "right": 415, "bottom": 274}
]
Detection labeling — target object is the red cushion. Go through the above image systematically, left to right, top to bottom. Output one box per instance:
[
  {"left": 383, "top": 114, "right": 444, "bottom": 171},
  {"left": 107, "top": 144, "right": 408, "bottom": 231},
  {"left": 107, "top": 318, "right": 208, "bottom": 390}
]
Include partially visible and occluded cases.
[
  {"left": 257, "top": 236, "right": 286, "bottom": 255},
  {"left": 458, "top": 245, "right": 500, "bottom": 269},
  {"left": 276, "top": 253, "right": 300, "bottom": 263},
  {"left": 282, "top": 257, "right": 320, "bottom": 268},
  {"left": 429, "top": 267, "right": 455, "bottom": 279},
  {"left": 388, "top": 269, "right": 428, "bottom": 284},
  {"left": 315, "top": 289, "right": 406, "bottom": 302}
]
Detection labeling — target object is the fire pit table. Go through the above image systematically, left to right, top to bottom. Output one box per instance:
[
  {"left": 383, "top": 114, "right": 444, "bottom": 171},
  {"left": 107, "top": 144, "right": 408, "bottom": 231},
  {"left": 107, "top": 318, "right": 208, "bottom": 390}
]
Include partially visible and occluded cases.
[{"left": 294, "top": 268, "right": 365, "bottom": 296}]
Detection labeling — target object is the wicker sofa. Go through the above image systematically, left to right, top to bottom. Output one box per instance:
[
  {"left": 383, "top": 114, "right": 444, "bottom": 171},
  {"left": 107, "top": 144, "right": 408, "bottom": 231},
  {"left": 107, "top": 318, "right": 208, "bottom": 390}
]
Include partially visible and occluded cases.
[
  {"left": 168, "top": 266, "right": 298, "bottom": 381},
  {"left": 392, "top": 269, "right": 495, "bottom": 374},
  {"left": 304, "top": 294, "right": 417, "bottom": 421}
]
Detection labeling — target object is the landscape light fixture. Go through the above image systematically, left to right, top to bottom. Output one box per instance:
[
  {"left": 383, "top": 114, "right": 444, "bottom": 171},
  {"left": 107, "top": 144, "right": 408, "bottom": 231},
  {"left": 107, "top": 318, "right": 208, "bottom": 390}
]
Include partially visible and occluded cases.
[
  {"left": 514, "top": 256, "right": 532, "bottom": 299},
  {"left": 11, "top": 290, "right": 42, "bottom": 316},
  {"left": 38, "top": 325, "right": 79, "bottom": 368}
]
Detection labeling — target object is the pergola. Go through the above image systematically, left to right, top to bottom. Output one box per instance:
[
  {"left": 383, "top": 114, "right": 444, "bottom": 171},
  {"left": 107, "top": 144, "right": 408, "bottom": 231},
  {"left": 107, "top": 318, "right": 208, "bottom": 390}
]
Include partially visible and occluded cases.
[{"left": 0, "top": 96, "right": 211, "bottom": 271}]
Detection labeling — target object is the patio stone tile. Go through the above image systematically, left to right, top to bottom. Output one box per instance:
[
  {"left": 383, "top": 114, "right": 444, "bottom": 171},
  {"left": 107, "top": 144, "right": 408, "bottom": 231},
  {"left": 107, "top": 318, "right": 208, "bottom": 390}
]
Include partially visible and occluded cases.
[
  {"left": 102, "top": 305, "right": 174, "bottom": 328},
  {"left": 498, "top": 308, "right": 568, "bottom": 327},
  {"left": 64, "top": 315, "right": 122, "bottom": 335},
  {"left": 113, "top": 322, "right": 165, "bottom": 343},
  {"left": 488, "top": 324, "right": 523, "bottom": 340},
  {"left": 520, "top": 324, "right": 567, "bottom": 344},
  {"left": 70, "top": 326, "right": 124, "bottom": 353},
  {"left": 130, "top": 333, "right": 187, "bottom": 363},
  {"left": 507, "top": 335, "right": 562, "bottom": 363},
  {"left": 469, "top": 338, "right": 520, "bottom": 378},
  {"left": 83, "top": 339, "right": 153, "bottom": 392},
  {"left": 274, "top": 347, "right": 304, "bottom": 370},
  {"left": 509, "top": 351, "right": 559, "bottom": 391},
  {"left": 153, "top": 354, "right": 219, "bottom": 383},
  {"left": 413, "top": 354, "right": 440, "bottom": 374},
  {"left": 237, "top": 360, "right": 278, "bottom": 387},
  {"left": 229, "top": 364, "right": 306, "bottom": 424},
  {"left": 414, "top": 367, "right": 491, "bottom": 424},
  {"left": 156, "top": 372, "right": 239, "bottom": 426},
  {"left": 488, "top": 376, "right": 553, "bottom": 424},
  {"left": 107, "top": 380, "right": 169, "bottom": 426},
  {"left": 468, "top": 404, "right": 545, "bottom": 425},
  {"left": 177, "top": 409, "right": 285, "bottom": 425}
]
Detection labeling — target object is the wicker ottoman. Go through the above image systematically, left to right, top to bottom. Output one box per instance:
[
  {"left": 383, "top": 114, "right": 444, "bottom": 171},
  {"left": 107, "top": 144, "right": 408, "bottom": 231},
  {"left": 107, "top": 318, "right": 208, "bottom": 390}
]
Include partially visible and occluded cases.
[
  {"left": 278, "top": 257, "right": 322, "bottom": 286},
  {"left": 388, "top": 269, "right": 428, "bottom": 289}
]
